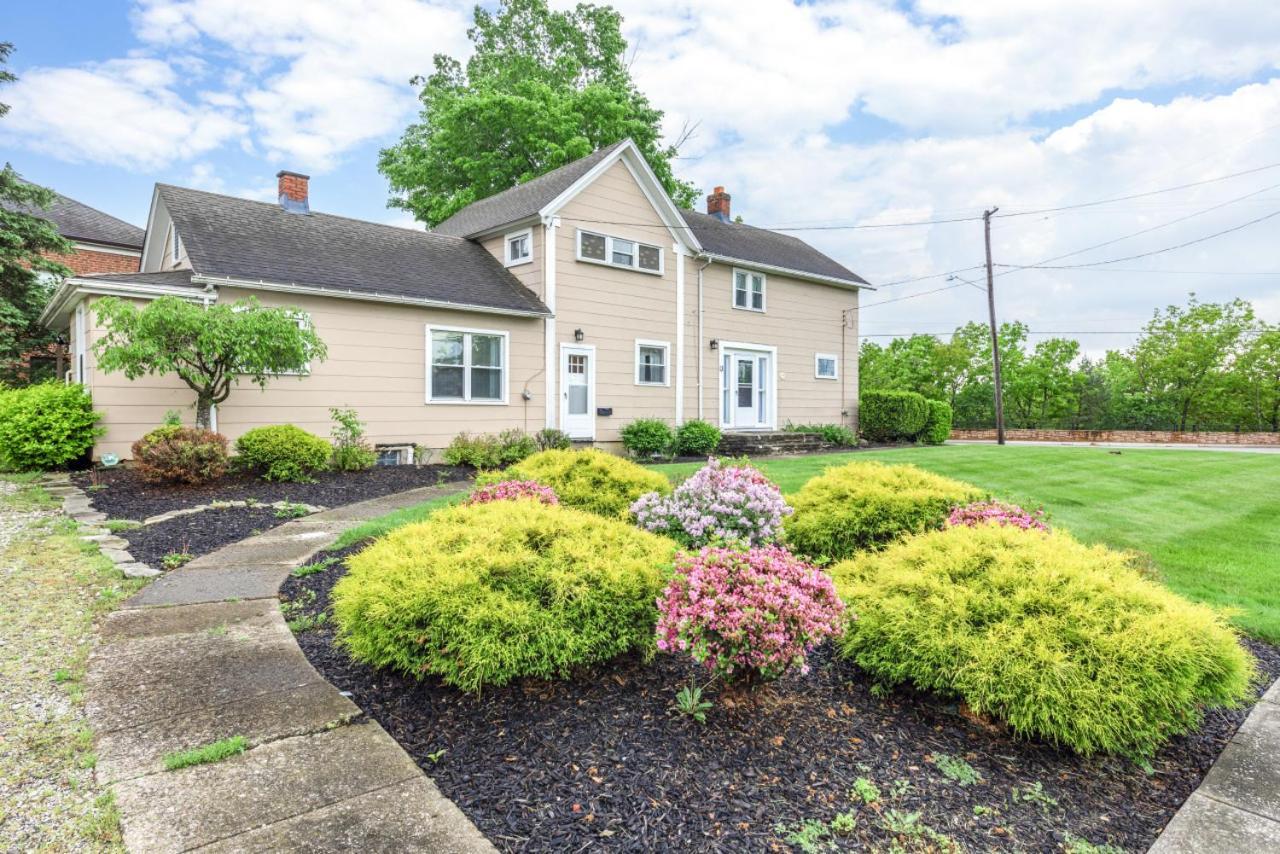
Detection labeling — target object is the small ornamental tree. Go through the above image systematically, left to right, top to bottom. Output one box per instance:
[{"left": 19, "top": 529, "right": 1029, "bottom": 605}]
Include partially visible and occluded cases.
[{"left": 92, "top": 296, "right": 326, "bottom": 429}]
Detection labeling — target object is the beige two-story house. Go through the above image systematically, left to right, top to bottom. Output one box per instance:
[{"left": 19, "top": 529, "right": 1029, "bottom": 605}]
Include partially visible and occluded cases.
[{"left": 40, "top": 140, "right": 872, "bottom": 460}]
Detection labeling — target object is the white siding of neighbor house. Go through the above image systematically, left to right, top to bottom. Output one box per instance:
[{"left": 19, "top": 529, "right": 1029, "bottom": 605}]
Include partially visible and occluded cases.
[{"left": 82, "top": 288, "right": 545, "bottom": 460}]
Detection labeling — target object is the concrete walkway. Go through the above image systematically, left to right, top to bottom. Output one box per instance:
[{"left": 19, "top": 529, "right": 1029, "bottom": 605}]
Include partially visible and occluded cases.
[
  {"left": 85, "top": 484, "right": 495, "bottom": 854},
  {"left": 1149, "top": 678, "right": 1280, "bottom": 852}
]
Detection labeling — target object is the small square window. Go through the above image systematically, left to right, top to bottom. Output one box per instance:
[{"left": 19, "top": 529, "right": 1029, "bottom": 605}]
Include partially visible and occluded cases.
[
  {"left": 505, "top": 230, "right": 531, "bottom": 266},
  {"left": 579, "top": 231, "right": 607, "bottom": 261},
  {"left": 611, "top": 238, "right": 635, "bottom": 267},
  {"left": 638, "top": 244, "right": 661, "bottom": 271},
  {"left": 635, "top": 341, "right": 669, "bottom": 386},
  {"left": 815, "top": 354, "right": 838, "bottom": 380}
]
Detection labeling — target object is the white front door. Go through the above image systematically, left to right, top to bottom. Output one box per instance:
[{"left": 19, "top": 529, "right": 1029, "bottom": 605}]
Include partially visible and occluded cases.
[
  {"left": 561, "top": 345, "right": 595, "bottom": 439},
  {"left": 722, "top": 349, "right": 773, "bottom": 429}
]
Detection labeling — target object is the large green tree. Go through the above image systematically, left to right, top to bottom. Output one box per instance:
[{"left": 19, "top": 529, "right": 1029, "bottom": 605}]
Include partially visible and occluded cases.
[
  {"left": 379, "top": 0, "right": 697, "bottom": 226},
  {"left": 0, "top": 42, "right": 73, "bottom": 384},
  {"left": 93, "top": 296, "right": 327, "bottom": 429},
  {"left": 1238, "top": 324, "right": 1280, "bottom": 432}
]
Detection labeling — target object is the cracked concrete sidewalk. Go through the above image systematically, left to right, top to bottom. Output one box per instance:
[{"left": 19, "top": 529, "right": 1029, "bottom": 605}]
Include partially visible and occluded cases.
[{"left": 85, "top": 484, "right": 494, "bottom": 853}]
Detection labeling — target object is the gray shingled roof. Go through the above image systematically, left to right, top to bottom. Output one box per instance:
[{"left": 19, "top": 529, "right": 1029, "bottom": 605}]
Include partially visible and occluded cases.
[
  {"left": 432, "top": 140, "right": 629, "bottom": 237},
  {"left": 8, "top": 180, "right": 144, "bottom": 249},
  {"left": 157, "top": 185, "right": 549, "bottom": 315},
  {"left": 679, "top": 209, "right": 869, "bottom": 286},
  {"left": 77, "top": 270, "right": 202, "bottom": 288}
]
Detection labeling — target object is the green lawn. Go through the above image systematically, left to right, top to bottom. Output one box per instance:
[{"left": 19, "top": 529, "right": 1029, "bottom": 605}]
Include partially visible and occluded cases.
[{"left": 656, "top": 445, "right": 1280, "bottom": 641}]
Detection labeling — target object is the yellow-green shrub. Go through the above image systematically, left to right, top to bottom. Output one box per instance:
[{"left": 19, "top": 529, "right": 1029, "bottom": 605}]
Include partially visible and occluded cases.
[
  {"left": 485, "top": 448, "right": 671, "bottom": 518},
  {"left": 784, "top": 461, "right": 982, "bottom": 560},
  {"left": 332, "top": 500, "right": 676, "bottom": 691},
  {"left": 832, "top": 525, "right": 1254, "bottom": 759}
]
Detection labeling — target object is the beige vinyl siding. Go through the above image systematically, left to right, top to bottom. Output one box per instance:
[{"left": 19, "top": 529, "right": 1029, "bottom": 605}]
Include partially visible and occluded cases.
[
  {"left": 554, "top": 160, "right": 681, "bottom": 442},
  {"left": 481, "top": 226, "right": 544, "bottom": 300},
  {"left": 683, "top": 263, "right": 859, "bottom": 428},
  {"left": 82, "top": 288, "right": 545, "bottom": 460}
]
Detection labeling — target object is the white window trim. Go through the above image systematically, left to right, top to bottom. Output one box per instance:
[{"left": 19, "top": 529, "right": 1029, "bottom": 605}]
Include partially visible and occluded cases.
[
  {"left": 169, "top": 225, "right": 182, "bottom": 264},
  {"left": 503, "top": 227, "right": 533, "bottom": 267},
  {"left": 575, "top": 228, "right": 664, "bottom": 276},
  {"left": 732, "top": 268, "right": 767, "bottom": 313},
  {"left": 425, "top": 324, "right": 509, "bottom": 405},
  {"left": 634, "top": 338, "right": 671, "bottom": 387},
  {"left": 717, "top": 341, "right": 778, "bottom": 430},
  {"left": 560, "top": 343, "right": 597, "bottom": 440},
  {"left": 815, "top": 352, "right": 839, "bottom": 380}
]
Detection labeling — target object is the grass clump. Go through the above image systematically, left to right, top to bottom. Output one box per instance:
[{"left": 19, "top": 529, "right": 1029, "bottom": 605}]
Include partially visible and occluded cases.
[
  {"left": 483, "top": 448, "right": 670, "bottom": 519},
  {"left": 784, "top": 461, "right": 982, "bottom": 560},
  {"left": 333, "top": 499, "right": 676, "bottom": 691},
  {"left": 104, "top": 519, "right": 143, "bottom": 533},
  {"left": 832, "top": 524, "right": 1255, "bottom": 759},
  {"left": 291, "top": 556, "right": 339, "bottom": 578},
  {"left": 162, "top": 735, "right": 248, "bottom": 771},
  {"left": 933, "top": 753, "right": 980, "bottom": 786}
]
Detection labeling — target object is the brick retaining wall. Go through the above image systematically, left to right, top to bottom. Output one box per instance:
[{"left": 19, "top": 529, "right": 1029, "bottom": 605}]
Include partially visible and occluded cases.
[{"left": 950, "top": 428, "right": 1280, "bottom": 446}]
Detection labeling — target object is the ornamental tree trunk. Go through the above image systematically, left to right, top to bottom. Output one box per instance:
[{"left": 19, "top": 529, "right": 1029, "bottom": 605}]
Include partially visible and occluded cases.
[{"left": 196, "top": 395, "right": 213, "bottom": 430}]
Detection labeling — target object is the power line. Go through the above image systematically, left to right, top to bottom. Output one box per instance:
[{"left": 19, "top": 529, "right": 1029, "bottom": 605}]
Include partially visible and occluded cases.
[
  {"left": 856, "top": 281, "right": 972, "bottom": 309},
  {"left": 861, "top": 330, "right": 1143, "bottom": 338}
]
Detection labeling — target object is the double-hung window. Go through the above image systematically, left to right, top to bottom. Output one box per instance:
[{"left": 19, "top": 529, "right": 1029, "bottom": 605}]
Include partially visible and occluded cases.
[
  {"left": 504, "top": 228, "right": 532, "bottom": 266},
  {"left": 577, "top": 229, "right": 663, "bottom": 274},
  {"left": 733, "top": 269, "right": 765, "bottom": 311},
  {"left": 428, "top": 327, "right": 507, "bottom": 403},
  {"left": 635, "top": 340, "right": 670, "bottom": 386},
  {"left": 815, "top": 353, "right": 838, "bottom": 380}
]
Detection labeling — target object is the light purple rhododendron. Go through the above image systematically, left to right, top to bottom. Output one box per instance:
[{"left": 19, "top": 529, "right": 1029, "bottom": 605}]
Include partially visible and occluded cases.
[
  {"left": 631, "top": 459, "right": 791, "bottom": 548},
  {"left": 465, "top": 479, "right": 559, "bottom": 506},
  {"left": 947, "top": 500, "right": 1048, "bottom": 531},
  {"left": 656, "top": 545, "right": 846, "bottom": 684}
]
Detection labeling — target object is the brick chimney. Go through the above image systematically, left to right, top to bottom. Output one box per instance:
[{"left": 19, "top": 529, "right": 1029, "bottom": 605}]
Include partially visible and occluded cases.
[
  {"left": 277, "top": 170, "right": 310, "bottom": 214},
  {"left": 707, "top": 186, "right": 731, "bottom": 222}
]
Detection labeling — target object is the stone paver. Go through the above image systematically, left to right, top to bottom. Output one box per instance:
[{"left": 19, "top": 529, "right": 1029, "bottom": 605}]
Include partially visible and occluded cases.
[
  {"left": 84, "top": 483, "right": 492, "bottom": 853},
  {"left": 1148, "top": 679, "right": 1280, "bottom": 852}
]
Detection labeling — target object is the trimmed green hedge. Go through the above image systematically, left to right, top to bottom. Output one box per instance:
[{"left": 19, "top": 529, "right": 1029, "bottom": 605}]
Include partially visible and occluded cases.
[
  {"left": 0, "top": 382, "right": 102, "bottom": 471},
  {"left": 860, "top": 390, "right": 929, "bottom": 443},
  {"left": 921, "top": 399, "right": 953, "bottom": 445},
  {"left": 620, "top": 418, "right": 674, "bottom": 458},
  {"left": 673, "top": 420, "right": 721, "bottom": 456},
  {"left": 234, "top": 424, "right": 331, "bottom": 482},
  {"left": 485, "top": 449, "right": 671, "bottom": 518},
  {"left": 784, "top": 461, "right": 982, "bottom": 560},
  {"left": 333, "top": 499, "right": 676, "bottom": 691},
  {"left": 832, "top": 525, "right": 1255, "bottom": 759}
]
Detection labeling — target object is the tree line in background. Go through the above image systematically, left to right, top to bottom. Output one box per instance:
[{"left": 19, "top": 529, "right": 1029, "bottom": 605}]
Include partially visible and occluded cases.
[{"left": 859, "top": 295, "right": 1280, "bottom": 433}]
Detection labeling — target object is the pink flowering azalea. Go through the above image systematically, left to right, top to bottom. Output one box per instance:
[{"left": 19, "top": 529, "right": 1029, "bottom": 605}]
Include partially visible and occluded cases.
[
  {"left": 632, "top": 459, "right": 792, "bottom": 548},
  {"left": 465, "top": 479, "right": 559, "bottom": 506},
  {"left": 947, "top": 500, "right": 1048, "bottom": 532},
  {"left": 656, "top": 545, "right": 846, "bottom": 684}
]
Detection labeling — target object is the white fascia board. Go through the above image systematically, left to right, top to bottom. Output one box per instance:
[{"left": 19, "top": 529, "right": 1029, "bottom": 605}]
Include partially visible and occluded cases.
[
  {"left": 72, "top": 241, "right": 143, "bottom": 257},
  {"left": 700, "top": 254, "right": 875, "bottom": 291},
  {"left": 191, "top": 274, "right": 552, "bottom": 318},
  {"left": 39, "top": 277, "right": 208, "bottom": 327}
]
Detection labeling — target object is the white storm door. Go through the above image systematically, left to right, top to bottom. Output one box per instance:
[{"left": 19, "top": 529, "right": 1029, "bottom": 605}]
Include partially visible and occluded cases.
[
  {"left": 561, "top": 345, "right": 595, "bottom": 439},
  {"left": 733, "top": 353, "right": 759, "bottom": 428}
]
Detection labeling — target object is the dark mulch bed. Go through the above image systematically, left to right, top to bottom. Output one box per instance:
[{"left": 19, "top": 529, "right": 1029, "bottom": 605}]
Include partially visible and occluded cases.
[
  {"left": 74, "top": 464, "right": 472, "bottom": 521},
  {"left": 119, "top": 506, "right": 291, "bottom": 567},
  {"left": 283, "top": 547, "right": 1280, "bottom": 853}
]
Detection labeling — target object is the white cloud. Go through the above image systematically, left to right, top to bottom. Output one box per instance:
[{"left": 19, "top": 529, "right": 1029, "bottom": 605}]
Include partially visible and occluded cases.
[{"left": 0, "top": 58, "right": 244, "bottom": 169}]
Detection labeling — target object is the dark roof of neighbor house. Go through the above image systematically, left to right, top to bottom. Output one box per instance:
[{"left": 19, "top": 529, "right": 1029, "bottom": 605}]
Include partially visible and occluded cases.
[
  {"left": 432, "top": 140, "right": 629, "bottom": 238},
  {"left": 8, "top": 180, "right": 145, "bottom": 249},
  {"left": 156, "top": 184, "right": 549, "bottom": 315},
  {"left": 678, "top": 209, "right": 869, "bottom": 286},
  {"left": 77, "top": 270, "right": 203, "bottom": 288}
]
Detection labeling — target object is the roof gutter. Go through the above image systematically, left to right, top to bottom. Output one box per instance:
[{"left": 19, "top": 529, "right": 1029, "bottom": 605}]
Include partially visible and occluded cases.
[
  {"left": 697, "top": 253, "right": 875, "bottom": 290},
  {"left": 190, "top": 274, "right": 553, "bottom": 318},
  {"left": 38, "top": 277, "right": 207, "bottom": 327}
]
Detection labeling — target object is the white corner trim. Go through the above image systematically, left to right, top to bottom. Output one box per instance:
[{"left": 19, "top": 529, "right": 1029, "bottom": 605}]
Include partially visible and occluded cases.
[
  {"left": 544, "top": 218, "right": 559, "bottom": 429},
  {"left": 503, "top": 227, "right": 533, "bottom": 267},
  {"left": 674, "top": 245, "right": 686, "bottom": 423},
  {"left": 634, "top": 338, "right": 672, "bottom": 387},
  {"left": 815, "top": 352, "right": 839, "bottom": 380}
]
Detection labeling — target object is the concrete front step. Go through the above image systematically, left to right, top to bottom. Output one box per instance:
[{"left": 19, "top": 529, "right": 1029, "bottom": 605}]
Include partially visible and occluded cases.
[{"left": 718, "top": 431, "right": 844, "bottom": 456}]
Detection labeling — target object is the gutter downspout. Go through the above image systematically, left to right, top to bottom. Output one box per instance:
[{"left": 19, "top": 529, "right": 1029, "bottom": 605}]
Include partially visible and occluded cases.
[{"left": 695, "top": 256, "right": 712, "bottom": 421}]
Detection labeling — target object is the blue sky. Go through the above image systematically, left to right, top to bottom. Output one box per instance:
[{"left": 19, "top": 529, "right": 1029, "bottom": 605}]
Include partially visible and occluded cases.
[{"left": 5, "top": 1, "right": 1280, "bottom": 353}]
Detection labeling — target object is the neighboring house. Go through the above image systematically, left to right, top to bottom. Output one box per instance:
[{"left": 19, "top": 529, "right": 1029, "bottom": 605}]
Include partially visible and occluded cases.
[{"left": 40, "top": 140, "right": 872, "bottom": 460}]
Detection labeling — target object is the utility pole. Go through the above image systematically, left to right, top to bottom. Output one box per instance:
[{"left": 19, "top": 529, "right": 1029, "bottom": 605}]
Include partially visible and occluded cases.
[{"left": 983, "top": 207, "right": 1006, "bottom": 445}]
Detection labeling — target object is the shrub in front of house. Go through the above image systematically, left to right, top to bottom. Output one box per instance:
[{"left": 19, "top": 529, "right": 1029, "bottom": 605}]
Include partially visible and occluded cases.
[
  {"left": 0, "top": 382, "right": 102, "bottom": 471},
  {"left": 859, "top": 390, "right": 929, "bottom": 443},
  {"left": 921, "top": 399, "right": 953, "bottom": 445},
  {"left": 329, "top": 407, "right": 376, "bottom": 472},
  {"left": 620, "top": 417, "right": 674, "bottom": 458},
  {"left": 672, "top": 419, "right": 722, "bottom": 456},
  {"left": 782, "top": 422, "right": 858, "bottom": 446},
  {"left": 234, "top": 424, "right": 331, "bottom": 482},
  {"left": 132, "top": 425, "right": 230, "bottom": 484},
  {"left": 534, "top": 427, "right": 573, "bottom": 451},
  {"left": 442, "top": 429, "right": 537, "bottom": 469},
  {"left": 486, "top": 448, "right": 671, "bottom": 518},
  {"left": 632, "top": 459, "right": 791, "bottom": 548},
  {"left": 784, "top": 461, "right": 982, "bottom": 560},
  {"left": 465, "top": 479, "right": 558, "bottom": 506},
  {"left": 332, "top": 499, "right": 676, "bottom": 692},
  {"left": 947, "top": 499, "right": 1048, "bottom": 532},
  {"left": 831, "top": 524, "right": 1254, "bottom": 759},
  {"left": 657, "top": 545, "right": 845, "bottom": 684}
]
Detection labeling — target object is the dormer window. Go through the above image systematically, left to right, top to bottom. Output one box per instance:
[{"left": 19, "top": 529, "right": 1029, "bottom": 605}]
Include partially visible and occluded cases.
[
  {"left": 504, "top": 228, "right": 532, "bottom": 266},
  {"left": 576, "top": 229, "right": 663, "bottom": 275}
]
